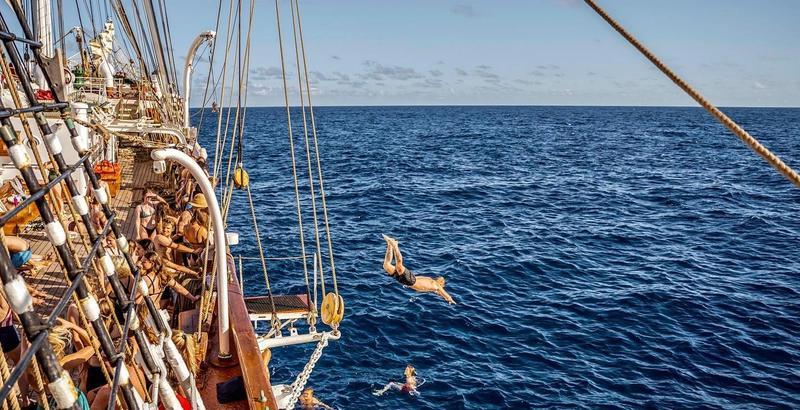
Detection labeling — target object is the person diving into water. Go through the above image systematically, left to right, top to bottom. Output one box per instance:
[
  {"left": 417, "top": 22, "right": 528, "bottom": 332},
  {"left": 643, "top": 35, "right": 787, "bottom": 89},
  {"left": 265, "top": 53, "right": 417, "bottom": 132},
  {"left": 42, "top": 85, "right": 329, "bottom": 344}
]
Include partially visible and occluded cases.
[
  {"left": 382, "top": 235, "right": 455, "bottom": 304},
  {"left": 373, "top": 365, "right": 421, "bottom": 396}
]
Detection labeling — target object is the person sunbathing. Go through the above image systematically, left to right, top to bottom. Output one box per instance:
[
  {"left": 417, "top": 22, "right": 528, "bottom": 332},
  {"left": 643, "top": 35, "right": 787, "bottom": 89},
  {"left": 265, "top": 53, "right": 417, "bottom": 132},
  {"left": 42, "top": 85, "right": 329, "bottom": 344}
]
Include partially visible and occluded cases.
[
  {"left": 183, "top": 195, "right": 209, "bottom": 248},
  {"left": 152, "top": 215, "right": 200, "bottom": 279},
  {"left": 4, "top": 235, "right": 51, "bottom": 304},
  {"left": 5, "top": 235, "right": 51, "bottom": 269},
  {"left": 382, "top": 235, "right": 455, "bottom": 305},
  {"left": 136, "top": 252, "right": 199, "bottom": 306}
]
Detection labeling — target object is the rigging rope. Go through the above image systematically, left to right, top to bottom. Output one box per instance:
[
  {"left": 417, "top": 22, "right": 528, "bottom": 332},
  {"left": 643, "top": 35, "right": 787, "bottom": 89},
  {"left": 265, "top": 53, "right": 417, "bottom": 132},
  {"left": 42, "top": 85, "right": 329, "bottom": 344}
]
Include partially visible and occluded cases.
[
  {"left": 196, "top": 0, "right": 225, "bottom": 129},
  {"left": 211, "top": 0, "right": 239, "bottom": 183},
  {"left": 274, "top": 0, "right": 312, "bottom": 310},
  {"left": 289, "top": 0, "right": 322, "bottom": 308},
  {"left": 294, "top": 0, "right": 339, "bottom": 295},
  {"left": 584, "top": 0, "right": 800, "bottom": 189},
  {"left": 0, "top": 49, "right": 123, "bottom": 408},
  {"left": 0, "top": 347, "right": 20, "bottom": 410}
]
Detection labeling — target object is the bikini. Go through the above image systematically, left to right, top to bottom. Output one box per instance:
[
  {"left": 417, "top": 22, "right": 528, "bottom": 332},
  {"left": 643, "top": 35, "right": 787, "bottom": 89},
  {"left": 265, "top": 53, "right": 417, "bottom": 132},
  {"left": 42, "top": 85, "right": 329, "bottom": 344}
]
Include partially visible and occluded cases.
[
  {"left": 139, "top": 205, "right": 156, "bottom": 237},
  {"left": 115, "top": 273, "right": 162, "bottom": 321},
  {"left": 141, "top": 273, "right": 163, "bottom": 301},
  {"left": 0, "top": 309, "right": 20, "bottom": 353},
  {"left": 85, "top": 365, "right": 105, "bottom": 392}
]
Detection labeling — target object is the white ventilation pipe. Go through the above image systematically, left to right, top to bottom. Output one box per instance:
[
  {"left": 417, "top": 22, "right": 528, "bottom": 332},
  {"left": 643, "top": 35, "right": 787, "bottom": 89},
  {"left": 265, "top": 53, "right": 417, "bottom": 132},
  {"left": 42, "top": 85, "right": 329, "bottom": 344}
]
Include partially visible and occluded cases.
[
  {"left": 183, "top": 30, "right": 215, "bottom": 128},
  {"left": 98, "top": 60, "right": 114, "bottom": 88},
  {"left": 151, "top": 148, "right": 230, "bottom": 358}
]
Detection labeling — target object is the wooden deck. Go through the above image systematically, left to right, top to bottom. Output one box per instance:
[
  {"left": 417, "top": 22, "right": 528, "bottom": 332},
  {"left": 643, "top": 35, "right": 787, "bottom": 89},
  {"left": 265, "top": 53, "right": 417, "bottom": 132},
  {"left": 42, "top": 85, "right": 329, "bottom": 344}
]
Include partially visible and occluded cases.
[{"left": 19, "top": 147, "right": 166, "bottom": 315}]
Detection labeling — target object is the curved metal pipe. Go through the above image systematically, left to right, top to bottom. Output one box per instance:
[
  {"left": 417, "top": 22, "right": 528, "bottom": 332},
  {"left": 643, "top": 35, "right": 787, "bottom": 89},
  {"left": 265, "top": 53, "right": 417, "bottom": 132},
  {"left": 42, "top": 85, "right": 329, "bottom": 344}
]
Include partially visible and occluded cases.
[
  {"left": 183, "top": 30, "right": 215, "bottom": 128},
  {"left": 105, "top": 124, "right": 188, "bottom": 146},
  {"left": 150, "top": 148, "right": 230, "bottom": 358}
]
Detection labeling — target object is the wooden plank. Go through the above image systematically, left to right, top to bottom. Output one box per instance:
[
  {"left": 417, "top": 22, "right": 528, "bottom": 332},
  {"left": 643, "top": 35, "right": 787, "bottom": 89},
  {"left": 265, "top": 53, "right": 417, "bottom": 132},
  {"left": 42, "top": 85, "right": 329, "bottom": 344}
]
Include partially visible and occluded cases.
[
  {"left": 13, "top": 147, "right": 140, "bottom": 316},
  {"left": 228, "top": 271, "right": 278, "bottom": 410}
]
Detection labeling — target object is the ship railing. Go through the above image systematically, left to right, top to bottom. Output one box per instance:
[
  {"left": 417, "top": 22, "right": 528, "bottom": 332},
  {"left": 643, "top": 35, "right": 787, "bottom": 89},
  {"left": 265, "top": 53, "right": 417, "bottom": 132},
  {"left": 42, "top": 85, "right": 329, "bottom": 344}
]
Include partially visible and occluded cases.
[
  {"left": 0, "top": 6, "right": 189, "bottom": 410},
  {"left": 70, "top": 77, "right": 162, "bottom": 102},
  {"left": 234, "top": 252, "right": 343, "bottom": 350}
]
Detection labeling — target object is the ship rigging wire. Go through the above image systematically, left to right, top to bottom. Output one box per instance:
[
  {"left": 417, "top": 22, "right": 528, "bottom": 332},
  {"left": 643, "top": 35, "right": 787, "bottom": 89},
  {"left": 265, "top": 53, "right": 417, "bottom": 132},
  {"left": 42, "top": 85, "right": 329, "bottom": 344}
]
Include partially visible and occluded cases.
[{"left": 585, "top": 0, "right": 800, "bottom": 189}]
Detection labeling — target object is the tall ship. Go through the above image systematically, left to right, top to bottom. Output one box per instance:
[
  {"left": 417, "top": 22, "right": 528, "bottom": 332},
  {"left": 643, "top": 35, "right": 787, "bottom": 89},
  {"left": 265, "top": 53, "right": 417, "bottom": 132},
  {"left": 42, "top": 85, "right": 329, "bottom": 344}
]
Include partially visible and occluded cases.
[
  {"left": 0, "top": 0, "right": 341, "bottom": 409},
  {"left": 0, "top": 1, "right": 796, "bottom": 409}
]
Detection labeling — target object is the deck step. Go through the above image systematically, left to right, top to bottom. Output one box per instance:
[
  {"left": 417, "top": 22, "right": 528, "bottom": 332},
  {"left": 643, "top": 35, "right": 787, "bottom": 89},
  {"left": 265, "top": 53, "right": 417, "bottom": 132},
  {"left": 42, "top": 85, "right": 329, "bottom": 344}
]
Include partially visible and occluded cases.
[{"left": 245, "top": 294, "right": 310, "bottom": 320}]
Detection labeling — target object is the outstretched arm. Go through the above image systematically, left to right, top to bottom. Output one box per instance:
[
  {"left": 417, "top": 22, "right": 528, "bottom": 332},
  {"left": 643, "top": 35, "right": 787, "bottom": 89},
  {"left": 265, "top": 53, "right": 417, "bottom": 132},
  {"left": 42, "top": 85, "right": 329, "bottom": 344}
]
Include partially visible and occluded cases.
[
  {"left": 156, "top": 234, "right": 194, "bottom": 253},
  {"left": 391, "top": 240, "right": 405, "bottom": 272},
  {"left": 382, "top": 242, "right": 395, "bottom": 275},
  {"left": 164, "top": 259, "right": 199, "bottom": 277},
  {"left": 166, "top": 278, "right": 199, "bottom": 302}
]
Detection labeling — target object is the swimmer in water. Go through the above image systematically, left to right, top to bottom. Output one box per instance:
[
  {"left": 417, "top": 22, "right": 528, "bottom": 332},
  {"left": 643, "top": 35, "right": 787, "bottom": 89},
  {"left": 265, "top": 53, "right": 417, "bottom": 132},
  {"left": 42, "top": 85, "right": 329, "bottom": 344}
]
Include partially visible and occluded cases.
[
  {"left": 382, "top": 235, "right": 455, "bottom": 304},
  {"left": 373, "top": 365, "right": 421, "bottom": 396},
  {"left": 298, "top": 387, "right": 332, "bottom": 409}
]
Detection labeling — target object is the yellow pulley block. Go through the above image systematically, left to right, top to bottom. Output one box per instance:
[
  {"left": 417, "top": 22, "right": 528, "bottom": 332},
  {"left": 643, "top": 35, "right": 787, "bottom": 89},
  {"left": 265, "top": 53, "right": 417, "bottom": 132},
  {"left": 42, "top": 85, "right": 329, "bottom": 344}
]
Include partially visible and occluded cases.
[
  {"left": 233, "top": 166, "right": 249, "bottom": 189},
  {"left": 321, "top": 292, "right": 339, "bottom": 325},
  {"left": 333, "top": 294, "right": 345, "bottom": 324}
]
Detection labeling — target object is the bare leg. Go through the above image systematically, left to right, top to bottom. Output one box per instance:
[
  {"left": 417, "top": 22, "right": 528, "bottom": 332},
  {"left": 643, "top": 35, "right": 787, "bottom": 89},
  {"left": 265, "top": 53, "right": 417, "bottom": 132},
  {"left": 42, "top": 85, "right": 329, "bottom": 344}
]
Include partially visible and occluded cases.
[
  {"left": 51, "top": 184, "right": 63, "bottom": 215},
  {"left": 5, "top": 236, "right": 29, "bottom": 253},
  {"left": 390, "top": 240, "right": 405, "bottom": 273},
  {"left": 373, "top": 381, "right": 404, "bottom": 396},
  {"left": 89, "top": 386, "right": 110, "bottom": 410}
]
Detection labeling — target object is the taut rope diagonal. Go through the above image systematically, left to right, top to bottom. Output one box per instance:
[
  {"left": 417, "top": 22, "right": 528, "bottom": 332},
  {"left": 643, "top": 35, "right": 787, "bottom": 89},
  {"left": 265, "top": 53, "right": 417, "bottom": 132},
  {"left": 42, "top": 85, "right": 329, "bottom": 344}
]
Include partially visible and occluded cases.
[
  {"left": 274, "top": 0, "right": 312, "bottom": 300},
  {"left": 290, "top": 0, "right": 323, "bottom": 307},
  {"left": 295, "top": 0, "right": 338, "bottom": 295},
  {"left": 585, "top": 0, "right": 800, "bottom": 189}
]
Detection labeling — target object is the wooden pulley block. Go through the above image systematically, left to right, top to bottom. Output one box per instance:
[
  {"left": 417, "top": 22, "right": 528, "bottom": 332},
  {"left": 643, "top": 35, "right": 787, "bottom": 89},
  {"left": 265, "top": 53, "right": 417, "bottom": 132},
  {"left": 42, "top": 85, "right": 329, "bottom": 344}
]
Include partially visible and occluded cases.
[
  {"left": 233, "top": 167, "right": 249, "bottom": 189},
  {"left": 321, "top": 292, "right": 339, "bottom": 325},
  {"left": 332, "top": 294, "right": 345, "bottom": 325}
]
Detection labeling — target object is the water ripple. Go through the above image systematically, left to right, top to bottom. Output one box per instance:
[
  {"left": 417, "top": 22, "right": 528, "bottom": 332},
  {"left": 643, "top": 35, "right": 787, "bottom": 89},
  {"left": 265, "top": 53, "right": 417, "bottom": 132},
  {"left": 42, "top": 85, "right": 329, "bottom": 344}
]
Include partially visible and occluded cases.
[{"left": 197, "top": 106, "right": 800, "bottom": 408}]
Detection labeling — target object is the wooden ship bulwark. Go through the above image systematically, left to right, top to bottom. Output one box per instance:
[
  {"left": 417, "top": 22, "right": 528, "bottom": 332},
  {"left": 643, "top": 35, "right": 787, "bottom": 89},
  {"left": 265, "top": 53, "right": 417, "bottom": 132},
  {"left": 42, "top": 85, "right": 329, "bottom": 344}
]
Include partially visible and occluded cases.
[{"left": 0, "top": 0, "right": 342, "bottom": 409}]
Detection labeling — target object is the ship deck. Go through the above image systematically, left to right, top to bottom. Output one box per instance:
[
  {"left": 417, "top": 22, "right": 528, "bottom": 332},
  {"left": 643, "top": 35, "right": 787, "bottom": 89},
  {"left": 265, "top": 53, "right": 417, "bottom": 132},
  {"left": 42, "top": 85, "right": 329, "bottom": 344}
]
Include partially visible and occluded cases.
[
  {"left": 19, "top": 144, "right": 276, "bottom": 409},
  {"left": 22, "top": 147, "right": 161, "bottom": 314}
]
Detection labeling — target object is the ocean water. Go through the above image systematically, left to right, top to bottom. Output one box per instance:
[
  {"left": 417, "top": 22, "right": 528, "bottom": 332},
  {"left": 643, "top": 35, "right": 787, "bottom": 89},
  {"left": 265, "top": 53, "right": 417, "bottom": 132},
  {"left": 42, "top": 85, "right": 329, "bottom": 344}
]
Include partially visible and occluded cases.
[{"left": 195, "top": 106, "right": 800, "bottom": 409}]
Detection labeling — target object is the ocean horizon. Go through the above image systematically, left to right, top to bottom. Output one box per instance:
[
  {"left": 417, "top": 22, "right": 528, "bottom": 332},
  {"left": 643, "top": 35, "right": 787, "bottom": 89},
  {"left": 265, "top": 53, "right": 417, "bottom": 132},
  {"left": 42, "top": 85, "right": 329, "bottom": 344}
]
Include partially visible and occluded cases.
[{"left": 197, "top": 105, "right": 800, "bottom": 408}]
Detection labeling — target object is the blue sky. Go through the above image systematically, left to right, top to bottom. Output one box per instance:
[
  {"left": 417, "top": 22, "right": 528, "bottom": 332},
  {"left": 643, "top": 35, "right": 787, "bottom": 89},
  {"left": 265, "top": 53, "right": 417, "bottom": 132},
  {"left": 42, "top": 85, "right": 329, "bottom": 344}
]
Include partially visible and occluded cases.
[
  {"left": 6, "top": 0, "right": 800, "bottom": 106},
  {"left": 175, "top": 0, "right": 799, "bottom": 107}
]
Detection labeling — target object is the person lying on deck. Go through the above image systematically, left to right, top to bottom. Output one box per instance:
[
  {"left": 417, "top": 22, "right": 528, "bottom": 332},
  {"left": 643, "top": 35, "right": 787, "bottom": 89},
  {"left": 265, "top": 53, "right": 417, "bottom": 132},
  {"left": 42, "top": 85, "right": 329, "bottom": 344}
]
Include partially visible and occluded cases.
[
  {"left": 3, "top": 235, "right": 51, "bottom": 304},
  {"left": 5, "top": 235, "right": 51, "bottom": 268},
  {"left": 382, "top": 235, "right": 455, "bottom": 305}
]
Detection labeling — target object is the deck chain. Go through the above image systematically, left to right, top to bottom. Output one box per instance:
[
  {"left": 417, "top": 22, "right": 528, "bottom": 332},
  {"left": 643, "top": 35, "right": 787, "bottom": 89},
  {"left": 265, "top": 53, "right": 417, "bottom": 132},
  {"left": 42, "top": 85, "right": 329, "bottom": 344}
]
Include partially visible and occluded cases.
[{"left": 285, "top": 332, "right": 330, "bottom": 409}]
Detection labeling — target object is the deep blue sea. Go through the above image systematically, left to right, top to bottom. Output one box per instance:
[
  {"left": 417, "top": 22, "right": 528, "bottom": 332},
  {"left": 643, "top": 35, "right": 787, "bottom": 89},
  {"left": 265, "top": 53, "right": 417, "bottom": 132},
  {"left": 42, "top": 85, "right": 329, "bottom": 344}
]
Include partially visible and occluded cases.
[{"left": 195, "top": 106, "right": 800, "bottom": 409}]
